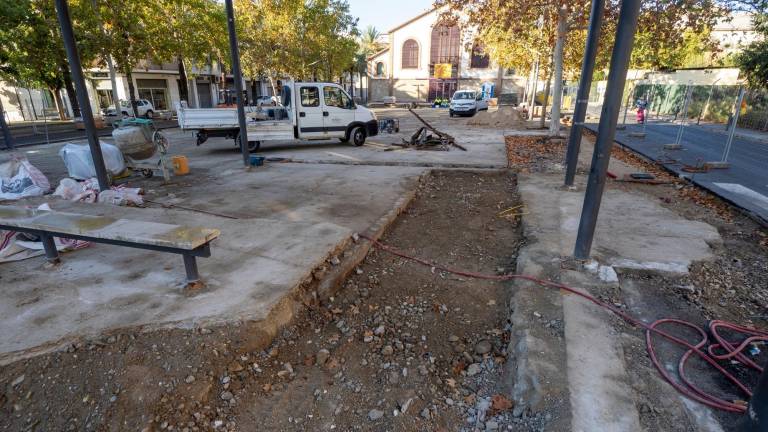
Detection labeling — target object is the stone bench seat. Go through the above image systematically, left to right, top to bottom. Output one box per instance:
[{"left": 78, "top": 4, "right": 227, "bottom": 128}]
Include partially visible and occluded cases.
[{"left": 0, "top": 205, "right": 220, "bottom": 284}]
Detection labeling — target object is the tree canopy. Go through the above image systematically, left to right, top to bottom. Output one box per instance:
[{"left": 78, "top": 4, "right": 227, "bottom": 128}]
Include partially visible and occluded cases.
[{"left": 736, "top": 13, "right": 768, "bottom": 89}]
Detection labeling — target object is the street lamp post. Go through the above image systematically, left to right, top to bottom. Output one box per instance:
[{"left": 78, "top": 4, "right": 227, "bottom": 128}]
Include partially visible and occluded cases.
[
  {"left": 55, "top": 0, "right": 110, "bottom": 191},
  {"left": 224, "top": 0, "right": 251, "bottom": 167},
  {"left": 563, "top": 0, "right": 605, "bottom": 186},
  {"left": 573, "top": 0, "right": 642, "bottom": 260}
]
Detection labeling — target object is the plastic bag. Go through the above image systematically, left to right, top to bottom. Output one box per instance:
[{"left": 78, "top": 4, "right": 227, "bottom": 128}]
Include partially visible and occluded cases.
[
  {"left": 59, "top": 142, "right": 126, "bottom": 180},
  {"left": 0, "top": 157, "right": 50, "bottom": 200},
  {"left": 53, "top": 177, "right": 143, "bottom": 206}
]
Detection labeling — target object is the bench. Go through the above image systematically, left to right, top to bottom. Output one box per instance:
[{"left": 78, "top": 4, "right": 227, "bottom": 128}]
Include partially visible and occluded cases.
[{"left": 0, "top": 205, "right": 220, "bottom": 284}]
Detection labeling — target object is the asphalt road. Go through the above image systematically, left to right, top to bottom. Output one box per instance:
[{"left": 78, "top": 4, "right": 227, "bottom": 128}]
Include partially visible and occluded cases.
[
  {"left": 1, "top": 119, "right": 178, "bottom": 149},
  {"left": 587, "top": 120, "right": 768, "bottom": 223}
]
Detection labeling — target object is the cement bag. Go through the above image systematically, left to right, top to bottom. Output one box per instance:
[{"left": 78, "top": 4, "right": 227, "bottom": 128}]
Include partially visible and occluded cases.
[
  {"left": 59, "top": 142, "right": 126, "bottom": 180},
  {"left": 0, "top": 157, "right": 50, "bottom": 200}
]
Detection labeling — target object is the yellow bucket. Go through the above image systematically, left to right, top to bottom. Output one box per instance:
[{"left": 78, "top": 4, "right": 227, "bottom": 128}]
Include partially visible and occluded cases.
[{"left": 171, "top": 156, "right": 189, "bottom": 175}]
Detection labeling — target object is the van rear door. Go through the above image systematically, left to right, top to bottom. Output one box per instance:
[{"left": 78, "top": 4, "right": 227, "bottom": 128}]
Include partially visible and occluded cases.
[{"left": 296, "top": 84, "right": 325, "bottom": 139}]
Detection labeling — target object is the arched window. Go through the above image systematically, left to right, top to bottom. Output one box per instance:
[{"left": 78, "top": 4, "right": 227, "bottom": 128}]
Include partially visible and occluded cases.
[
  {"left": 431, "top": 24, "right": 460, "bottom": 64},
  {"left": 402, "top": 39, "right": 419, "bottom": 69},
  {"left": 470, "top": 41, "right": 490, "bottom": 68},
  {"left": 375, "top": 62, "right": 385, "bottom": 76}
]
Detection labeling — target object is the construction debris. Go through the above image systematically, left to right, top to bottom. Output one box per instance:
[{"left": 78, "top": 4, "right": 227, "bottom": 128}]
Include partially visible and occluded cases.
[
  {"left": 468, "top": 105, "right": 526, "bottom": 129},
  {"left": 395, "top": 109, "right": 466, "bottom": 151}
]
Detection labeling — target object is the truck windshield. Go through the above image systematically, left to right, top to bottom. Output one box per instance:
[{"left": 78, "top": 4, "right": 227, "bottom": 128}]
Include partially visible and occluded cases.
[{"left": 453, "top": 92, "right": 474, "bottom": 100}]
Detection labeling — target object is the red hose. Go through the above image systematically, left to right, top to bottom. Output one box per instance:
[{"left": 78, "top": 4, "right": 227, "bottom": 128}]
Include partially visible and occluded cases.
[{"left": 359, "top": 234, "right": 768, "bottom": 413}]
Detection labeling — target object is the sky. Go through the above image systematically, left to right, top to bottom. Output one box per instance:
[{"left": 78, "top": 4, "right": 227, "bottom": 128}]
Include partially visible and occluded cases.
[{"left": 347, "top": 0, "right": 434, "bottom": 34}]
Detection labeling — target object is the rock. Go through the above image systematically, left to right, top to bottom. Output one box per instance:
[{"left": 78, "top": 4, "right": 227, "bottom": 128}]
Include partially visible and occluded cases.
[
  {"left": 352, "top": 233, "right": 360, "bottom": 243},
  {"left": 330, "top": 256, "right": 341, "bottom": 266},
  {"left": 356, "top": 268, "right": 364, "bottom": 275},
  {"left": 533, "top": 311, "right": 542, "bottom": 318},
  {"left": 374, "top": 325, "right": 385, "bottom": 336},
  {"left": 363, "top": 335, "right": 374, "bottom": 343},
  {"left": 448, "top": 335, "right": 460, "bottom": 342},
  {"left": 475, "top": 340, "right": 492, "bottom": 355},
  {"left": 381, "top": 345, "right": 394, "bottom": 356},
  {"left": 316, "top": 349, "right": 330, "bottom": 366},
  {"left": 228, "top": 361, "right": 244, "bottom": 372},
  {"left": 284, "top": 363, "right": 294, "bottom": 374},
  {"left": 467, "top": 363, "right": 481, "bottom": 376},
  {"left": 418, "top": 365, "right": 429, "bottom": 376},
  {"left": 388, "top": 371, "right": 400, "bottom": 385},
  {"left": 11, "top": 375, "right": 25, "bottom": 387},
  {"left": 185, "top": 375, "right": 196, "bottom": 384},
  {"left": 220, "top": 391, "right": 233, "bottom": 401},
  {"left": 398, "top": 393, "right": 415, "bottom": 414},
  {"left": 421, "top": 408, "right": 431, "bottom": 419},
  {"left": 368, "top": 409, "right": 384, "bottom": 421},
  {"left": 486, "top": 420, "right": 499, "bottom": 430}
]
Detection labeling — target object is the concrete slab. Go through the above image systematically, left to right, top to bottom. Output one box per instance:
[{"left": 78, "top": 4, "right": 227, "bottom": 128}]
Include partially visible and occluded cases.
[
  {"left": 0, "top": 160, "right": 425, "bottom": 362},
  {"left": 511, "top": 171, "right": 723, "bottom": 431},
  {"left": 518, "top": 174, "right": 721, "bottom": 273}
]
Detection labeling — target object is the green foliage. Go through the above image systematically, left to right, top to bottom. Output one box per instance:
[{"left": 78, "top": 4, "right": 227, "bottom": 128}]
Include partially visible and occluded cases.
[
  {"left": 237, "top": 0, "right": 359, "bottom": 82},
  {"left": 736, "top": 13, "right": 768, "bottom": 89}
]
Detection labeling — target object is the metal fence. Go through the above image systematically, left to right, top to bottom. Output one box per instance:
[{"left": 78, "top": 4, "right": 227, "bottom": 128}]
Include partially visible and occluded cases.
[{"left": 632, "top": 83, "right": 768, "bottom": 131}]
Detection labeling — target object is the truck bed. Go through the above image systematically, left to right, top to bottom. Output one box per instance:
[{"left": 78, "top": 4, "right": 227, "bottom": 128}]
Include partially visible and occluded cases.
[{"left": 177, "top": 106, "right": 295, "bottom": 142}]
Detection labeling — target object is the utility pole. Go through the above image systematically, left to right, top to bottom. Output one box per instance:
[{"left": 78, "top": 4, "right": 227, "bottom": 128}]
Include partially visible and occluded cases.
[
  {"left": 55, "top": 0, "right": 110, "bottom": 191},
  {"left": 224, "top": 0, "right": 251, "bottom": 166},
  {"left": 563, "top": 0, "right": 605, "bottom": 186},
  {"left": 573, "top": 0, "right": 642, "bottom": 260},
  {"left": 0, "top": 97, "right": 15, "bottom": 150}
]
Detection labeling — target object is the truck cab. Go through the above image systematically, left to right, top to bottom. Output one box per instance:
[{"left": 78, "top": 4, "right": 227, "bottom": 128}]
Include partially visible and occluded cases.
[{"left": 283, "top": 82, "right": 378, "bottom": 145}]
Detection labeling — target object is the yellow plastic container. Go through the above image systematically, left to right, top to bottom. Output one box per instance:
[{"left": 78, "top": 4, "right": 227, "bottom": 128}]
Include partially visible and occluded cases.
[{"left": 171, "top": 155, "right": 189, "bottom": 175}]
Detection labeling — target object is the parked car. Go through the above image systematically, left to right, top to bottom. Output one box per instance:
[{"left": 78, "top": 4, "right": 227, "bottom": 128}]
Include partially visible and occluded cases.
[
  {"left": 449, "top": 90, "right": 489, "bottom": 117},
  {"left": 255, "top": 95, "right": 278, "bottom": 106},
  {"left": 104, "top": 99, "right": 156, "bottom": 118}
]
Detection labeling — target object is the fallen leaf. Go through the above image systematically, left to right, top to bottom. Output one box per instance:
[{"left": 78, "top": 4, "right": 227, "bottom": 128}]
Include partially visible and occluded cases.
[{"left": 491, "top": 394, "right": 514, "bottom": 413}]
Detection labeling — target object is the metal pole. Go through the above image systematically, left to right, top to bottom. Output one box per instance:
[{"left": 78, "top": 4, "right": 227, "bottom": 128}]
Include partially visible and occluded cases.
[
  {"left": 55, "top": 0, "right": 110, "bottom": 191},
  {"left": 225, "top": 0, "right": 251, "bottom": 167},
  {"left": 564, "top": 0, "right": 605, "bottom": 186},
  {"left": 574, "top": 0, "right": 642, "bottom": 260},
  {"left": 697, "top": 79, "right": 719, "bottom": 125},
  {"left": 671, "top": 82, "right": 692, "bottom": 147},
  {"left": 620, "top": 83, "right": 634, "bottom": 127},
  {"left": 721, "top": 86, "right": 745, "bottom": 163},
  {"left": 0, "top": 96, "right": 15, "bottom": 150}
]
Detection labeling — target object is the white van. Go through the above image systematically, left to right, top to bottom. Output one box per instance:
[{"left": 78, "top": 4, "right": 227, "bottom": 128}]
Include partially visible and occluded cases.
[
  {"left": 177, "top": 81, "right": 378, "bottom": 152},
  {"left": 449, "top": 90, "right": 489, "bottom": 117}
]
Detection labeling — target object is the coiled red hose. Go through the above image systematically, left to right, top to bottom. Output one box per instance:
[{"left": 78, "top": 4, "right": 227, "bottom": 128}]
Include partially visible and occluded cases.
[{"left": 360, "top": 234, "right": 768, "bottom": 413}]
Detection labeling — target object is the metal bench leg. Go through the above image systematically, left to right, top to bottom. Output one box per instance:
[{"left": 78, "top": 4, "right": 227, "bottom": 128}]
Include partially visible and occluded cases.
[
  {"left": 40, "top": 234, "right": 60, "bottom": 264},
  {"left": 182, "top": 254, "right": 200, "bottom": 284}
]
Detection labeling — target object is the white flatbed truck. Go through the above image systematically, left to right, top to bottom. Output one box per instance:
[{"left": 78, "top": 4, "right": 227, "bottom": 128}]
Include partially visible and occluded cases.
[{"left": 177, "top": 81, "right": 379, "bottom": 152}]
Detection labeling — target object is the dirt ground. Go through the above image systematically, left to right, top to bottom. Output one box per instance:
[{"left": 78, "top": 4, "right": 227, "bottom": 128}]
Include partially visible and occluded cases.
[{"left": 1, "top": 170, "right": 538, "bottom": 432}]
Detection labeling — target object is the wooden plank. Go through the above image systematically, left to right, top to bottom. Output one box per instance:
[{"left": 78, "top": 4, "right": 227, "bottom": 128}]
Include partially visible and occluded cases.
[{"left": 0, "top": 206, "right": 219, "bottom": 250}]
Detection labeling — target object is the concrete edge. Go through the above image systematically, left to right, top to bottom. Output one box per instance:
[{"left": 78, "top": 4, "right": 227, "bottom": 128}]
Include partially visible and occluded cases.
[{"left": 0, "top": 172, "right": 428, "bottom": 367}]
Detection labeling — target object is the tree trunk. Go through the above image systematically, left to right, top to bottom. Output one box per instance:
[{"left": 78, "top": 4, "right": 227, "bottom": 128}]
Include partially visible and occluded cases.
[
  {"left": 549, "top": 6, "right": 568, "bottom": 136},
  {"left": 529, "top": 57, "right": 540, "bottom": 114},
  {"left": 178, "top": 58, "right": 189, "bottom": 103},
  {"left": 61, "top": 62, "right": 80, "bottom": 118},
  {"left": 125, "top": 67, "right": 138, "bottom": 116},
  {"left": 539, "top": 67, "right": 552, "bottom": 129},
  {"left": 359, "top": 72, "right": 364, "bottom": 103},
  {"left": 51, "top": 87, "right": 66, "bottom": 120},
  {"left": 0, "top": 96, "right": 15, "bottom": 149}
]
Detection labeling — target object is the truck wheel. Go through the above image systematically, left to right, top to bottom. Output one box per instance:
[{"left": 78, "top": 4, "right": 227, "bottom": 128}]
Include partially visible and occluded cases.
[
  {"left": 351, "top": 126, "right": 366, "bottom": 146},
  {"left": 247, "top": 140, "right": 261, "bottom": 153}
]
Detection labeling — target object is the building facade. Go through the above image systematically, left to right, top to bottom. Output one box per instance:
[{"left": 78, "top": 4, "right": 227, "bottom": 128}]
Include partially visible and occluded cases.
[
  {"left": 367, "top": 8, "right": 525, "bottom": 103},
  {"left": 1, "top": 60, "right": 274, "bottom": 122}
]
